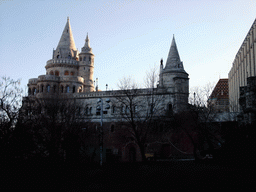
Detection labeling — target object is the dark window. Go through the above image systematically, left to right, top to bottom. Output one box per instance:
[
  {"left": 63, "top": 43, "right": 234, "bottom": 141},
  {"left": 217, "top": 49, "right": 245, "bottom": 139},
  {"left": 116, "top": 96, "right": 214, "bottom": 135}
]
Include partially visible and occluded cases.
[
  {"left": 47, "top": 85, "right": 50, "bottom": 93},
  {"left": 112, "top": 106, "right": 116, "bottom": 113}
]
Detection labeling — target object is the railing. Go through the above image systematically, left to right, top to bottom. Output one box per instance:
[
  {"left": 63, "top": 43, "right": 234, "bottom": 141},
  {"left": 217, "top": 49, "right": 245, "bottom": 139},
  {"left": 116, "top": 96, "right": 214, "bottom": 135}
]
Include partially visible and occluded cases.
[
  {"left": 46, "top": 59, "right": 79, "bottom": 65},
  {"left": 38, "top": 75, "right": 60, "bottom": 81},
  {"left": 59, "top": 76, "right": 84, "bottom": 83},
  {"left": 28, "top": 78, "right": 38, "bottom": 84}
]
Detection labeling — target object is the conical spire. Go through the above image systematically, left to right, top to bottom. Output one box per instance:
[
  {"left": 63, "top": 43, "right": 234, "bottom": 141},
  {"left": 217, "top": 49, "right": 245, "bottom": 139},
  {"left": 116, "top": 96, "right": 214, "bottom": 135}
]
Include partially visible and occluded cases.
[
  {"left": 54, "top": 17, "right": 78, "bottom": 59},
  {"left": 81, "top": 33, "right": 93, "bottom": 53},
  {"left": 165, "top": 35, "right": 183, "bottom": 70}
]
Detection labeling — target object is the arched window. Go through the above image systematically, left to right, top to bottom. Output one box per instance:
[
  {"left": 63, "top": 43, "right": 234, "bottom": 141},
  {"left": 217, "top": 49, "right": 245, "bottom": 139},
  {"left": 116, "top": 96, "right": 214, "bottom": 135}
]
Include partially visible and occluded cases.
[
  {"left": 57, "top": 55, "right": 60, "bottom": 59},
  {"left": 68, "top": 55, "right": 71, "bottom": 59},
  {"left": 79, "top": 57, "right": 82, "bottom": 61},
  {"left": 83, "top": 57, "right": 86, "bottom": 61},
  {"left": 50, "top": 71, "right": 54, "bottom": 75},
  {"left": 55, "top": 71, "right": 59, "bottom": 76},
  {"left": 64, "top": 71, "right": 69, "bottom": 76},
  {"left": 70, "top": 71, "right": 74, "bottom": 76},
  {"left": 41, "top": 85, "right": 44, "bottom": 93},
  {"left": 47, "top": 85, "right": 50, "bottom": 93},
  {"left": 53, "top": 85, "right": 56, "bottom": 93},
  {"left": 61, "top": 85, "right": 64, "bottom": 93},
  {"left": 66, "top": 86, "right": 70, "bottom": 93},
  {"left": 73, "top": 86, "right": 76, "bottom": 93},
  {"left": 28, "top": 88, "right": 31, "bottom": 95},
  {"left": 33, "top": 88, "right": 36, "bottom": 95},
  {"left": 168, "top": 104, "right": 172, "bottom": 111},
  {"left": 112, "top": 106, "right": 116, "bottom": 114},
  {"left": 126, "top": 106, "right": 129, "bottom": 114},
  {"left": 85, "top": 107, "right": 88, "bottom": 115},
  {"left": 89, "top": 107, "right": 92, "bottom": 115}
]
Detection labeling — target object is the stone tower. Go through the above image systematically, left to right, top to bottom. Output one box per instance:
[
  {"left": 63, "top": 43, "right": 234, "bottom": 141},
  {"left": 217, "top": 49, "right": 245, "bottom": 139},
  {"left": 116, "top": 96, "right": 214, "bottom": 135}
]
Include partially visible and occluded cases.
[
  {"left": 28, "top": 18, "right": 95, "bottom": 96},
  {"left": 78, "top": 33, "right": 95, "bottom": 92},
  {"left": 158, "top": 35, "right": 189, "bottom": 112}
]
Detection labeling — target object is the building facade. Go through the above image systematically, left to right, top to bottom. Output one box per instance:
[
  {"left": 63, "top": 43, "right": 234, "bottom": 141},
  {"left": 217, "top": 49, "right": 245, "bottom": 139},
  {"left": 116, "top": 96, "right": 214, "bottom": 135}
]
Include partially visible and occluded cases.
[
  {"left": 22, "top": 18, "right": 190, "bottom": 162},
  {"left": 228, "top": 18, "right": 256, "bottom": 112}
]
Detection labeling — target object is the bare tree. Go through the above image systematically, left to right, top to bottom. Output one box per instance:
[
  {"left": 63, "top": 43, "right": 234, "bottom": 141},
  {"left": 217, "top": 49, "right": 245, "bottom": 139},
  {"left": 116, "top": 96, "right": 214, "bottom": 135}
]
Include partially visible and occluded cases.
[
  {"left": 115, "top": 70, "right": 165, "bottom": 161},
  {"left": 0, "top": 77, "right": 23, "bottom": 160},
  {"left": 0, "top": 77, "right": 23, "bottom": 129},
  {"left": 185, "top": 82, "right": 225, "bottom": 160},
  {"left": 20, "top": 96, "right": 90, "bottom": 162}
]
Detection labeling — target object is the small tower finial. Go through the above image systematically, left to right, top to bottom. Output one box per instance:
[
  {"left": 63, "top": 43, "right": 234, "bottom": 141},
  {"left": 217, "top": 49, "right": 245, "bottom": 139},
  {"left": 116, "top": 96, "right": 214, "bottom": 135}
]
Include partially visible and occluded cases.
[{"left": 67, "top": 16, "right": 69, "bottom": 22}]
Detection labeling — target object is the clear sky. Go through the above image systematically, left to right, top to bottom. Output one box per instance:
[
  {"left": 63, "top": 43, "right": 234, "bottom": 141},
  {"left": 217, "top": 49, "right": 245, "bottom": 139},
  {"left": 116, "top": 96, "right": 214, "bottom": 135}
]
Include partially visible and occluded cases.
[{"left": 0, "top": 0, "right": 256, "bottom": 95}]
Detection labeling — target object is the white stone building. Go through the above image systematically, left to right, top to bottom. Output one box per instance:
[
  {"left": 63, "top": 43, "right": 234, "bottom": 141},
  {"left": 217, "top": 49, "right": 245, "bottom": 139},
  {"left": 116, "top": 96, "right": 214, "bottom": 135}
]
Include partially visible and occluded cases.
[
  {"left": 22, "top": 18, "right": 191, "bottom": 162},
  {"left": 24, "top": 18, "right": 189, "bottom": 122}
]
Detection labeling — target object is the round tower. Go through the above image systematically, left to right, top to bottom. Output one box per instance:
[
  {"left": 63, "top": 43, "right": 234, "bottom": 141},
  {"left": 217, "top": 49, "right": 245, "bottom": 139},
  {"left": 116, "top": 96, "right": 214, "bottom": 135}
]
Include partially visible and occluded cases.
[
  {"left": 44, "top": 17, "right": 84, "bottom": 95},
  {"left": 78, "top": 33, "right": 95, "bottom": 92},
  {"left": 159, "top": 35, "right": 189, "bottom": 112}
]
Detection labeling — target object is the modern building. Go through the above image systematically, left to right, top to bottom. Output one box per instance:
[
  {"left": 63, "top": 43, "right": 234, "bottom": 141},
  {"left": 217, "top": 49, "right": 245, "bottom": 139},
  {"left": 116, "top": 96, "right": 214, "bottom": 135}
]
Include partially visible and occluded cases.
[{"left": 228, "top": 18, "right": 256, "bottom": 113}]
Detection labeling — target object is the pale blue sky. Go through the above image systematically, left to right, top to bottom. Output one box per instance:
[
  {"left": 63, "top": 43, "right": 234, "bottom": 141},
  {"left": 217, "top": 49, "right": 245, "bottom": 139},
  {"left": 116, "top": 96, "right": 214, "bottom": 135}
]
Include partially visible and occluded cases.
[{"left": 0, "top": 0, "right": 256, "bottom": 95}]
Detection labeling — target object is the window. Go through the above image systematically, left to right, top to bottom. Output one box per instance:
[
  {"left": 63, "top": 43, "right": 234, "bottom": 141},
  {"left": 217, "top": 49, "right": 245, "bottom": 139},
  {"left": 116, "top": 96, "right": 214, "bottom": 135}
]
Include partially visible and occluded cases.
[
  {"left": 80, "top": 57, "right": 82, "bottom": 61},
  {"left": 83, "top": 57, "right": 86, "bottom": 61},
  {"left": 50, "top": 71, "right": 54, "bottom": 75},
  {"left": 55, "top": 71, "right": 59, "bottom": 76},
  {"left": 64, "top": 71, "right": 69, "bottom": 76},
  {"left": 70, "top": 71, "right": 74, "bottom": 76},
  {"left": 41, "top": 85, "right": 44, "bottom": 93},
  {"left": 47, "top": 85, "right": 50, "bottom": 93},
  {"left": 53, "top": 85, "right": 56, "bottom": 93},
  {"left": 61, "top": 85, "right": 64, "bottom": 93},
  {"left": 66, "top": 86, "right": 70, "bottom": 93},
  {"left": 73, "top": 86, "right": 76, "bottom": 93},
  {"left": 28, "top": 88, "right": 31, "bottom": 95},
  {"left": 33, "top": 88, "right": 36, "bottom": 95},
  {"left": 168, "top": 104, "right": 172, "bottom": 111},
  {"left": 96, "top": 106, "right": 101, "bottom": 115},
  {"left": 112, "top": 106, "right": 116, "bottom": 114},
  {"left": 126, "top": 106, "right": 129, "bottom": 114},
  {"left": 85, "top": 107, "right": 88, "bottom": 115},
  {"left": 89, "top": 107, "right": 92, "bottom": 115}
]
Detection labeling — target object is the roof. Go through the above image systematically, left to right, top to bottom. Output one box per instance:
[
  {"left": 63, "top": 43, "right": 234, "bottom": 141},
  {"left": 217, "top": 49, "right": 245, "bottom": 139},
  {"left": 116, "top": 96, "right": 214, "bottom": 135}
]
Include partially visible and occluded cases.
[{"left": 209, "top": 79, "right": 229, "bottom": 99}]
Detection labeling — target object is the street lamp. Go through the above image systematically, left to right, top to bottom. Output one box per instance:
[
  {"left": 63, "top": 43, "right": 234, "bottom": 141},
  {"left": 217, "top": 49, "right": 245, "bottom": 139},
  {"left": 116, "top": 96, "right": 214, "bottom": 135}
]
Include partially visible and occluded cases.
[{"left": 97, "top": 98, "right": 111, "bottom": 167}]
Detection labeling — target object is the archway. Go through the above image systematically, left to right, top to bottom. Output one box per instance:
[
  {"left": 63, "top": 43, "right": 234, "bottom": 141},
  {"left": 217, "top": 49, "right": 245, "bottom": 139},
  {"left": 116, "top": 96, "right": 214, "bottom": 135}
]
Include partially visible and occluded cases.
[{"left": 129, "top": 147, "right": 136, "bottom": 162}]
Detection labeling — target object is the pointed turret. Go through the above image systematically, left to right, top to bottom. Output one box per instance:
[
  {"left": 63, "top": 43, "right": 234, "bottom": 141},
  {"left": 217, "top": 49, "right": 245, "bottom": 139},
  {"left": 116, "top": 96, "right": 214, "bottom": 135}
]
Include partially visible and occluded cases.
[
  {"left": 53, "top": 17, "right": 79, "bottom": 60},
  {"left": 81, "top": 33, "right": 93, "bottom": 54},
  {"left": 165, "top": 35, "right": 184, "bottom": 70}
]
